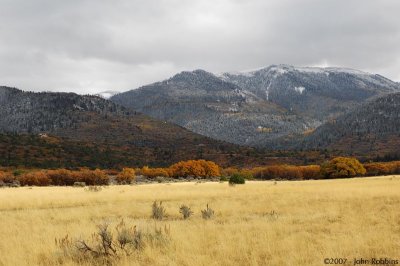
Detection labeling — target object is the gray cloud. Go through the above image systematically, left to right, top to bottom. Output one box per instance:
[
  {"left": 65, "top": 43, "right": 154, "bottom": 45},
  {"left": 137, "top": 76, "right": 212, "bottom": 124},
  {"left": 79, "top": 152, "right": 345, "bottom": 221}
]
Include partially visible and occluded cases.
[{"left": 0, "top": 0, "right": 399, "bottom": 94}]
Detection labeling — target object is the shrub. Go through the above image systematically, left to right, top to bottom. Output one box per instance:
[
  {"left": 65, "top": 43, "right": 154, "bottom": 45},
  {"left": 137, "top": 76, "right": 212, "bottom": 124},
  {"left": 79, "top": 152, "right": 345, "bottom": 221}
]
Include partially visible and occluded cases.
[
  {"left": 321, "top": 157, "right": 366, "bottom": 179},
  {"left": 139, "top": 160, "right": 221, "bottom": 179},
  {"left": 364, "top": 161, "right": 400, "bottom": 176},
  {"left": 252, "top": 164, "right": 321, "bottom": 180},
  {"left": 253, "top": 165, "right": 302, "bottom": 180},
  {"left": 299, "top": 165, "right": 322, "bottom": 179},
  {"left": 141, "top": 166, "right": 169, "bottom": 179},
  {"left": 221, "top": 167, "right": 239, "bottom": 177},
  {"left": 116, "top": 168, "right": 135, "bottom": 184},
  {"left": 13, "top": 169, "right": 25, "bottom": 176},
  {"left": 47, "top": 169, "right": 75, "bottom": 186},
  {"left": 74, "top": 169, "right": 109, "bottom": 185},
  {"left": 104, "top": 169, "right": 120, "bottom": 176},
  {"left": 239, "top": 169, "right": 254, "bottom": 180},
  {"left": 0, "top": 171, "right": 14, "bottom": 184},
  {"left": 18, "top": 171, "right": 51, "bottom": 186},
  {"left": 229, "top": 174, "right": 246, "bottom": 185},
  {"left": 156, "top": 176, "right": 165, "bottom": 183},
  {"left": 219, "top": 176, "right": 228, "bottom": 182},
  {"left": 73, "top": 182, "right": 86, "bottom": 187},
  {"left": 85, "top": 186, "right": 102, "bottom": 192},
  {"left": 151, "top": 201, "right": 166, "bottom": 220},
  {"left": 201, "top": 204, "right": 214, "bottom": 220},
  {"left": 179, "top": 205, "right": 193, "bottom": 219},
  {"left": 263, "top": 210, "right": 279, "bottom": 220},
  {"left": 56, "top": 220, "right": 169, "bottom": 264},
  {"left": 116, "top": 220, "right": 144, "bottom": 251},
  {"left": 73, "top": 222, "right": 143, "bottom": 260},
  {"left": 146, "top": 225, "right": 171, "bottom": 248}
]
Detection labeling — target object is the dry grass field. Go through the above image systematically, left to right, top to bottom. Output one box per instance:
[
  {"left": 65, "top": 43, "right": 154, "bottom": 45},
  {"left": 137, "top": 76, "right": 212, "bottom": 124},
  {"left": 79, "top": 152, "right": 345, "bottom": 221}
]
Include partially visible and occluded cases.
[{"left": 0, "top": 176, "right": 400, "bottom": 266}]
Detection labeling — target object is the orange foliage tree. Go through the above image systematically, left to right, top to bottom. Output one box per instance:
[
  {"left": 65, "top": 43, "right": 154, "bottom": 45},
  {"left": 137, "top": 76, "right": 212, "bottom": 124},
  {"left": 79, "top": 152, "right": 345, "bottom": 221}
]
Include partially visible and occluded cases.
[
  {"left": 169, "top": 160, "right": 220, "bottom": 178},
  {"left": 364, "top": 161, "right": 400, "bottom": 176},
  {"left": 251, "top": 165, "right": 321, "bottom": 180},
  {"left": 252, "top": 165, "right": 302, "bottom": 180},
  {"left": 299, "top": 165, "right": 321, "bottom": 180},
  {"left": 141, "top": 166, "right": 170, "bottom": 178},
  {"left": 221, "top": 167, "right": 240, "bottom": 177},
  {"left": 47, "top": 169, "right": 75, "bottom": 186},
  {"left": 73, "top": 169, "right": 109, "bottom": 185},
  {"left": 0, "top": 171, "right": 14, "bottom": 184},
  {"left": 18, "top": 171, "right": 51, "bottom": 186}
]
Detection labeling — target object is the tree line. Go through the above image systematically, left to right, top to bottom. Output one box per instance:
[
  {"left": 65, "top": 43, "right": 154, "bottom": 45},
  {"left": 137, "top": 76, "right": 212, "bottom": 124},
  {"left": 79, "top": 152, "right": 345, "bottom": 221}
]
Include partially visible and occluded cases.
[{"left": 1, "top": 158, "right": 399, "bottom": 187}]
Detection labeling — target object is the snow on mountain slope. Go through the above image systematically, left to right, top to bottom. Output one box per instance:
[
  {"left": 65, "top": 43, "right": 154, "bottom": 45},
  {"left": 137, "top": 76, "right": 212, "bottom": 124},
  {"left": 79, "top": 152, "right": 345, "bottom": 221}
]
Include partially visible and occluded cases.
[
  {"left": 220, "top": 64, "right": 400, "bottom": 120},
  {"left": 111, "top": 65, "right": 400, "bottom": 148},
  {"left": 111, "top": 69, "right": 317, "bottom": 147},
  {"left": 95, "top": 90, "right": 120, "bottom": 99}
]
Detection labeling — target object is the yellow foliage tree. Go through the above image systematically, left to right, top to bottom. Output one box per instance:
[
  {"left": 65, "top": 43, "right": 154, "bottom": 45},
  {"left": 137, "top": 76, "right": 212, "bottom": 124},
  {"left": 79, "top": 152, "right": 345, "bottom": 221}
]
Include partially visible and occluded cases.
[{"left": 321, "top": 157, "right": 366, "bottom": 178}]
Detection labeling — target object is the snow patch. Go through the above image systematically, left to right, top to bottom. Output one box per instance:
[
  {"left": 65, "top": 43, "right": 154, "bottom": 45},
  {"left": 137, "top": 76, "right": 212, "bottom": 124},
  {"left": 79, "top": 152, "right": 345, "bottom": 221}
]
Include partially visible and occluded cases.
[
  {"left": 292, "top": 66, "right": 371, "bottom": 76},
  {"left": 271, "top": 67, "right": 287, "bottom": 75},
  {"left": 265, "top": 83, "right": 271, "bottom": 100},
  {"left": 294, "top": 86, "right": 305, "bottom": 94},
  {"left": 95, "top": 90, "right": 120, "bottom": 99},
  {"left": 73, "top": 104, "right": 84, "bottom": 110}
]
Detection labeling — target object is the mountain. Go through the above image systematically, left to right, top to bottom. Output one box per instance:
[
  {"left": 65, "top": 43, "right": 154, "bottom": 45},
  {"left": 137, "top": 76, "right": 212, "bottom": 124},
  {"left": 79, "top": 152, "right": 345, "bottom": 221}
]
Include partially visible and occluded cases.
[
  {"left": 220, "top": 64, "right": 399, "bottom": 120},
  {"left": 111, "top": 65, "right": 400, "bottom": 148},
  {"left": 111, "top": 70, "right": 319, "bottom": 147},
  {"left": 0, "top": 86, "right": 286, "bottom": 168},
  {"left": 300, "top": 92, "right": 400, "bottom": 157}
]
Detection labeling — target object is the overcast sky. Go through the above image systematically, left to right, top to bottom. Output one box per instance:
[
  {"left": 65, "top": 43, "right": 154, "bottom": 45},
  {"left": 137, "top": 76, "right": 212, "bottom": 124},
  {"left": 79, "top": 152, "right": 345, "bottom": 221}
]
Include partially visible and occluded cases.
[{"left": 0, "top": 0, "right": 399, "bottom": 94}]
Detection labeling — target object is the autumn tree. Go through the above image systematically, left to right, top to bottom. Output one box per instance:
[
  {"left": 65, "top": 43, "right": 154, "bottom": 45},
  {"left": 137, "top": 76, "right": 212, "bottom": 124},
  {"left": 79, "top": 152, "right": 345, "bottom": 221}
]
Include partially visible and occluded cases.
[
  {"left": 320, "top": 157, "right": 366, "bottom": 179},
  {"left": 169, "top": 160, "right": 220, "bottom": 178},
  {"left": 364, "top": 161, "right": 400, "bottom": 176},
  {"left": 251, "top": 165, "right": 321, "bottom": 180},
  {"left": 299, "top": 165, "right": 321, "bottom": 179},
  {"left": 141, "top": 166, "right": 169, "bottom": 178},
  {"left": 221, "top": 167, "right": 240, "bottom": 177},
  {"left": 116, "top": 168, "right": 136, "bottom": 184},
  {"left": 47, "top": 169, "right": 75, "bottom": 186},
  {"left": 73, "top": 169, "right": 109, "bottom": 185},
  {"left": 0, "top": 171, "right": 14, "bottom": 184},
  {"left": 18, "top": 171, "right": 51, "bottom": 186}
]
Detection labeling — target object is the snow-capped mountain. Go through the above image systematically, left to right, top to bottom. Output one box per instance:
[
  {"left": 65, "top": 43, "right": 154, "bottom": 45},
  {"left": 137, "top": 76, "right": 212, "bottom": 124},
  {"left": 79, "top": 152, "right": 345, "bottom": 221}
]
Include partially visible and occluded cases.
[
  {"left": 220, "top": 64, "right": 399, "bottom": 120},
  {"left": 111, "top": 65, "right": 400, "bottom": 148},
  {"left": 111, "top": 69, "right": 316, "bottom": 146}
]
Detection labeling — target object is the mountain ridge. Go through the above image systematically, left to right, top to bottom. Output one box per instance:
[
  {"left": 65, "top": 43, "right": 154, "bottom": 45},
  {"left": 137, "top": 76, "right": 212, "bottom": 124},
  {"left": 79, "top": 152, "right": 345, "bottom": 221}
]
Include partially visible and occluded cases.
[
  {"left": 111, "top": 65, "right": 400, "bottom": 148},
  {"left": 0, "top": 86, "right": 279, "bottom": 167}
]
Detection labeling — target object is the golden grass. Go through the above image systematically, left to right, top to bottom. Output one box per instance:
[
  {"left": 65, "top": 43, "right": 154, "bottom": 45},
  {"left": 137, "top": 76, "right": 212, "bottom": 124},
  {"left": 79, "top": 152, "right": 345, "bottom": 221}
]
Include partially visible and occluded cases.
[{"left": 0, "top": 176, "right": 400, "bottom": 265}]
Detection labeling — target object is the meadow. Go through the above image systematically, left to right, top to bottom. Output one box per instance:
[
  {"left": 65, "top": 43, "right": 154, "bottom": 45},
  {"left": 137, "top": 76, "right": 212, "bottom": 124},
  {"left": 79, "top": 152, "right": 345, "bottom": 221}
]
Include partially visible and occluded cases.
[{"left": 0, "top": 176, "right": 399, "bottom": 265}]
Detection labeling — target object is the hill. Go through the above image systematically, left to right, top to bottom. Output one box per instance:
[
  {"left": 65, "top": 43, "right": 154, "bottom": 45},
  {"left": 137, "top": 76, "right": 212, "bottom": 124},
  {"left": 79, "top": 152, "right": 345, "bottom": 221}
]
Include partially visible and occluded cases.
[
  {"left": 0, "top": 86, "right": 315, "bottom": 168},
  {"left": 300, "top": 92, "right": 400, "bottom": 157}
]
